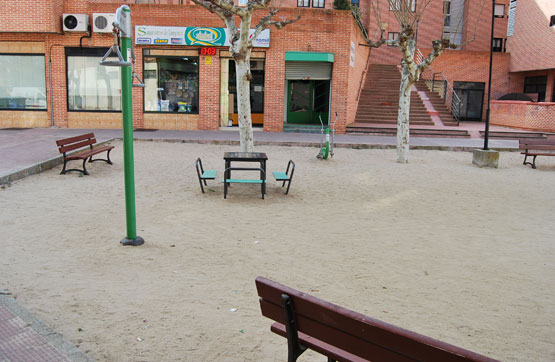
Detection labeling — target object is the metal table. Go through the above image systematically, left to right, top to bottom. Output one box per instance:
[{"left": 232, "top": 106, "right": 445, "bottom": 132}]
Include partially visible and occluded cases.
[{"left": 223, "top": 152, "right": 268, "bottom": 199}]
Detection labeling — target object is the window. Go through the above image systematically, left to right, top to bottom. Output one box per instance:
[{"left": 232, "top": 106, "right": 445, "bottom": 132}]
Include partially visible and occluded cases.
[
  {"left": 297, "top": 0, "right": 310, "bottom": 7},
  {"left": 312, "top": 0, "right": 325, "bottom": 8},
  {"left": 351, "top": 0, "right": 360, "bottom": 6},
  {"left": 390, "top": 0, "right": 416, "bottom": 12},
  {"left": 494, "top": 4, "right": 505, "bottom": 18},
  {"left": 388, "top": 32, "right": 400, "bottom": 46},
  {"left": 492, "top": 38, "right": 503, "bottom": 52},
  {"left": 66, "top": 48, "right": 121, "bottom": 111},
  {"left": 0, "top": 54, "right": 47, "bottom": 110},
  {"left": 143, "top": 54, "right": 199, "bottom": 113},
  {"left": 524, "top": 76, "right": 547, "bottom": 102}
]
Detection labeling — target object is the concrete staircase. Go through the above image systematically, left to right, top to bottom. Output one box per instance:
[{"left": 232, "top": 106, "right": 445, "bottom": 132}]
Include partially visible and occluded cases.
[
  {"left": 349, "top": 64, "right": 468, "bottom": 137},
  {"left": 353, "top": 64, "right": 433, "bottom": 126},
  {"left": 415, "top": 78, "right": 458, "bottom": 127}
]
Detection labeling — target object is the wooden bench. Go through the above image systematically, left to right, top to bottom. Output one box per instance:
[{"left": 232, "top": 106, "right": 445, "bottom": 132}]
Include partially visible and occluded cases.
[
  {"left": 56, "top": 133, "right": 114, "bottom": 175},
  {"left": 519, "top": 139, "right": 555, "bottom": 169},
  {"left": 195, "top": 158, "right": 217, "bottom": 193},
  {"left": 273, "top": 160, "right": 295, "bottom": 195},
  {"left": 223, "top": 167, "right": 266, "bottom": 199},
  {"left": 256, "top": 277, "right": 499, "bottom": 362}
]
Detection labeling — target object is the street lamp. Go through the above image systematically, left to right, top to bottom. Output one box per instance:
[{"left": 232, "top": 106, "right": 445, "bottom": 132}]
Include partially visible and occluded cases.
[
  {"left": 472, "top": 0, "right": 499, "bottom": 167},
  {"left": 483, "top": 0, "right": 495, "bottom": 150}
]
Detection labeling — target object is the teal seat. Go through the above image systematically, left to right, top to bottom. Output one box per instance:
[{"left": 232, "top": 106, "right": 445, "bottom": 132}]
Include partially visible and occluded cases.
[
  {"left": 195, "top": 158, "right": 217, "bottom": 193},
  {"left": 273, "top": 160, "right": 295, "bottom": 195},
  {"left": 202, "top": 170, "right": 217, "bottom": 179},
  {"left": 223, "top": 179, "right": 265, "bottom": 184}
]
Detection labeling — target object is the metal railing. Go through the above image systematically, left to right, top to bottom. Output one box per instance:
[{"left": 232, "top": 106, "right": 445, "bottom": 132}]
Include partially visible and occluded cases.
[{"left": 415, "top": 49, "right": 462, "bottom": 123}]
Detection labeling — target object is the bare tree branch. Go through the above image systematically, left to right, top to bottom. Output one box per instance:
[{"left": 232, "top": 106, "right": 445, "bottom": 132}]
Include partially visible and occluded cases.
[
  {"left": 191, "top": 0, "right": 247, "bottom": 18},
  {"left": 251, "top": 8, "right": 300, "bottom": 46}
]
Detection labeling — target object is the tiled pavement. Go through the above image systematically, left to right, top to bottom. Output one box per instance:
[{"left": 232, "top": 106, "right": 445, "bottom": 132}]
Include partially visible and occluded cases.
[{"left": 0, "top": 291, "right": 92, "bottom": 362}]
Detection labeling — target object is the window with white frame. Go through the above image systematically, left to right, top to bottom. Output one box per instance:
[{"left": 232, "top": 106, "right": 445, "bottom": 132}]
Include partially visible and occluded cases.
[
  {"left": 297, "top": 0, "right": 310, "bottom": 7},
  {"left": 312, "top": 0, "right": 325, "bottom": 8},
  {"left": 390, "top": 0, "right": 416, "bottom": 12},
  {"left": 494, "top": 4, "right": 505, "bottom": 18},
  {"left": 388, "top": 32, "right": 400, "bottom": 46},
  {"left": 492, "top": 38, "right": 503, "bottom": 52},
  {"left": 66, "top": 48, "right": 121, "bottom": 111},
  {"left": 0, "top": 54, "right": 47, "bottom": 110}
]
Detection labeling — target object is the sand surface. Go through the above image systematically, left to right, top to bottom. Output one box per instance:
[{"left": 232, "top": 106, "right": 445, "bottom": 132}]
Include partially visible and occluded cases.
[{"left": 1, "top": 140, "right": 554, "bottom": 362}]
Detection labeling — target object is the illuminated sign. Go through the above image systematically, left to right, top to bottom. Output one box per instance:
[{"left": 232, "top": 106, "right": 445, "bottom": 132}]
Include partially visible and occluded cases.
[
  {"left": 135, "top": 26, "right": 270, "bottom": 48},
  {"left": 199, "top": 47, "right": 217, "bottom": 56}
]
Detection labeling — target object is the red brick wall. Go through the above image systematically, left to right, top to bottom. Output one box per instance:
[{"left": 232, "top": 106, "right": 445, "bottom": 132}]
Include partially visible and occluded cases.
[
  {"left": 0, "top": 0, "right": 60, "bottom": 33},
  {"left": 462, "top": 0, "right": 509, "bottom": 52},
  {"left": 507, "top": 0, "right": 555, "bottom": 72},
  {"left": 0, "top": 2, "right": 366, "bottom": 132},
  {"left": 347, "top": 20, "right": 371, "bottom": 128},
  {"left": 420, "top": 49, "right": 513, "bottom": 120},
  {"left": 491, "top": 100, "right": 555, "bottom": 132}
]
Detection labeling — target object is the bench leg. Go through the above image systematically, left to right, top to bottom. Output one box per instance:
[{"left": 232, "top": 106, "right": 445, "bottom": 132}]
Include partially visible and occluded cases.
[
  {"left": 89, "top": 149, "right": 113, "bottom": 165},
  {"left": 523, "top": 154, "right": 537, "bottom": 169},
  {"left": 60, "top": 159, "right": 89, "bottom": 175},
  {"left": 82, "top": 159, "right": 89, "bottom": 175},
  {"left": 60, "top": 160, "right": 68, "bottom": 175},
  {"left": 282, "top": 294, "right": 307, "bottom": 362}
]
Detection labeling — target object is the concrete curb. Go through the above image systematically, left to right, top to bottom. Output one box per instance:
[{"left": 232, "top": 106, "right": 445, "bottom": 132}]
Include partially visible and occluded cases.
[
  {"left": 0, "top": 137, "right": 519, "bottom": 186},
  {"left": 0, "top": 289, "right": 94, "bottom": 362}
]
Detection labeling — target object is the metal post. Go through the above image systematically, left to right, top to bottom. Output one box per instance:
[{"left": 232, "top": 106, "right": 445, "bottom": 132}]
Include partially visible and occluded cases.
[
  {"left": 483, "top": 0, "right": 495, "bottom": 151},
  {"left": 117, "top": 6, "right": 144, "bottom": 246}
]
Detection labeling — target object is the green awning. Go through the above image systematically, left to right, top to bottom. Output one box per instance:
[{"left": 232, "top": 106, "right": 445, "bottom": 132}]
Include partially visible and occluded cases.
[{"left": 285, "top": 51, "right": 334, "bottom": 63}]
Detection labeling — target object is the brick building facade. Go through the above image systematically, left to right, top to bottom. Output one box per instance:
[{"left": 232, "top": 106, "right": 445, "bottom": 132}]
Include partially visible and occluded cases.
[{"left": 0, "top": 0, "right": 554, "bottom": 132}]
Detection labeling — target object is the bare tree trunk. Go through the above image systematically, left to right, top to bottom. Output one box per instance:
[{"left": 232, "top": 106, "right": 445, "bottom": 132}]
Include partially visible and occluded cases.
[
  {"left": 235, "top": 58, "right": 254, "bottom": 152},
  {"left": 397, "top": 61, "right": 414, "bottom": 164}
]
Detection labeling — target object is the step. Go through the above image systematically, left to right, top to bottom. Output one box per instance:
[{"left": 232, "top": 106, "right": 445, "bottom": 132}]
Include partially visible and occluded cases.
[
  {"left": 346, "top": 125, "right": 470, "bottom": 138},
  {"left": 478, "top": 131, "right": 547, "bottom": 139}
]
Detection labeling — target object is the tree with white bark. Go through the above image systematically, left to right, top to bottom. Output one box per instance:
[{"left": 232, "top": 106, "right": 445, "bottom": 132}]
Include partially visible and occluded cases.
[
  {"left": 192, "top": 0, "right": 300, "bottom": 152},
  {"left": 364, "top": 0, "right": 485, "bottom": 163}
]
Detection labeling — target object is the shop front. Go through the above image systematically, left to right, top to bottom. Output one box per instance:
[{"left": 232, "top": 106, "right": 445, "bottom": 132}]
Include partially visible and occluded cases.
[{"left": 285, "top": 52, "right": 333, "bottom": 126}]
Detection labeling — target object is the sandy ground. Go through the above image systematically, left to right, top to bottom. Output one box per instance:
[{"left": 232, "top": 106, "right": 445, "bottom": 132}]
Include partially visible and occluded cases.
[{"left": 1, "top": 140, "right": 554, "bottom": 362}]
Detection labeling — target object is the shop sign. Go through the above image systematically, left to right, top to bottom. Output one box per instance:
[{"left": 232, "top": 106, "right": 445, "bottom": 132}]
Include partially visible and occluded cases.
[{"left": 135, "top": 26, "right": 270, "bottom": 48}]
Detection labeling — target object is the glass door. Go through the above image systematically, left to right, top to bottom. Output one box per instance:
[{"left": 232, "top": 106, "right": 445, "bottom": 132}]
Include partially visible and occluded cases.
[{"left": 287, "top": 79, "right": 329, "bottom": 125}]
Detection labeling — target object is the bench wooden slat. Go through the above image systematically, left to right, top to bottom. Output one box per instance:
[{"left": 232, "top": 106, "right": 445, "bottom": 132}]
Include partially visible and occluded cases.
[
  {"left": 55, "top": 132, "right": 96, "bottom": 147},
  {"left": 58, "top": 139, "right": 95, "bottom": 154},
  {"left": 64, "top": 145, "right": 114, "bottom": 160},
  {"left": 256, "top": 277, "right": 498, "bottom": 362},
  {"left": 271, "top": 322, "right": 368, "bottom": 362}
]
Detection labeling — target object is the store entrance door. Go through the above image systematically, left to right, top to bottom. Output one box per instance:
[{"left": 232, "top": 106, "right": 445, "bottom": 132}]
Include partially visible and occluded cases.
[
  {"left": 228, "top": 60, "right": 265, "bottom": 126},
  {"left": 287, "top": 79, "right": 330, "bottom": 125},
  {"left": 453, "top": 82, "right": 485, "bottom": 121}
]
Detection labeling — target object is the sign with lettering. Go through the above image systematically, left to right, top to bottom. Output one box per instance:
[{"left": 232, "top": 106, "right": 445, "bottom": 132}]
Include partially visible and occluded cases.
[{"left": 135, "top": 26, "right": 270, "bottom": 48}]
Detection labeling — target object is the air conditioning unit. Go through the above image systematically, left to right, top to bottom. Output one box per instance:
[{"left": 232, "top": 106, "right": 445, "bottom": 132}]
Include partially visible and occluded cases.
[
  {"left": 93, "top": 13, "right": 116, "bottom": 33},
  {"left": 63, "top": 14, "right": 89, "bottom": 32}
]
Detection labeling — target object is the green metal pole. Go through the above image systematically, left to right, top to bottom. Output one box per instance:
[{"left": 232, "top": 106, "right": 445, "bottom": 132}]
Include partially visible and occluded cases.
[{"left": 118, "top": 6, "right": 144, "bottom": 246}]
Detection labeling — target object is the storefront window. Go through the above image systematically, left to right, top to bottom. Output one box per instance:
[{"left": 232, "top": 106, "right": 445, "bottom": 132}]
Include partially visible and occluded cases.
[
  {"left": 66, "top": 48, "right": 121, "bottom": 111},
  {"left": 0, "top": 54, "right": 47, "bottom": 110},
  {"left": 143, "top": 55, "right": 199, "bottom": 113}
]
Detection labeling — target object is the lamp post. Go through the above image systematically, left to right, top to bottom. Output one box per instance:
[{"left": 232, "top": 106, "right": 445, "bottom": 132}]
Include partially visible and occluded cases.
[
  {"left": 472, "top": 0, "right": 499, "bottom": 167},
  {"left": 483, "top": 0, "right": 495, "bottom": 150}
]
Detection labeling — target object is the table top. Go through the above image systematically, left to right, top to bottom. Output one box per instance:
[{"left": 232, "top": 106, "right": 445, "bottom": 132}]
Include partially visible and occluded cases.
[{"left": 224, "top": 152, "right": 268, "bottom": 161}]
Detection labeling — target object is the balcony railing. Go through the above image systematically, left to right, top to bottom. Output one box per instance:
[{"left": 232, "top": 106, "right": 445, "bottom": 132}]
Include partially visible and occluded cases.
[{"left": 415, "top": 48, "right": 462, "bottom": 123}]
